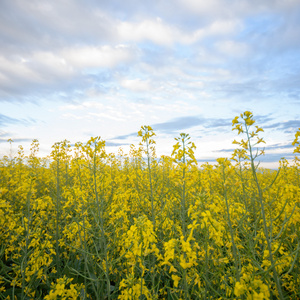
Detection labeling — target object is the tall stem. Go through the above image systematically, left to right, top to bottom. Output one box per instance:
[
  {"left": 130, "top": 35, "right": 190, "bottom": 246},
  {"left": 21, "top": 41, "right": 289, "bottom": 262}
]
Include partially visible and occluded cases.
[
  {"left": 245, "top": 124, "right": 284, "bottom": 299},
  {"left": 146, "top": 138, "right": 155, "bottom": 229},
  {"left": 181, "top": 140, "right": 186, "bottom": 236},
  {"left": 93, "top": 150, "right": 110, "bottom": 300},
  {"left": 55, "top": 157, "right": 61, "bottom": 276},
  {"left": 221, "top": 164, "right": 240, "bottom": 281}
]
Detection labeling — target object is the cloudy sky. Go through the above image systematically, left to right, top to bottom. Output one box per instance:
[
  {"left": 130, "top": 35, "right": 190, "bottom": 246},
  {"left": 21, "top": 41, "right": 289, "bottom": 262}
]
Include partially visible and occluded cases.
[{"left": 0, "top": 0, "right": 300, "bottom": 167}]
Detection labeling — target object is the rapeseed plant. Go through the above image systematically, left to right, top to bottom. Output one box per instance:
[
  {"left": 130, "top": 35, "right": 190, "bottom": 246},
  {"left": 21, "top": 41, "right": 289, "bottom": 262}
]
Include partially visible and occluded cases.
[{"left": 0, "top": 112, "right": 299, "bottom": 299}]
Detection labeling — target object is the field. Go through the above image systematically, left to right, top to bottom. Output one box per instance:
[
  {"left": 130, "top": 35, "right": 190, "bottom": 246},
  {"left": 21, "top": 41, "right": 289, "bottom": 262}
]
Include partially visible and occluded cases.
[{"left": 1, "top": 112, "right": 300, "bottom": 299}]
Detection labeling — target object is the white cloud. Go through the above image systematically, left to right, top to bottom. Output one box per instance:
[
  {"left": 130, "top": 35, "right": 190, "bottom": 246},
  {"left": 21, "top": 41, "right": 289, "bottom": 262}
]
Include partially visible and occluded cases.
[
  {"left": 0, "top": 0, "right": 298, "bottom": 169},
  {"left": 5, "top": 0, "right": 115, "bottom": 45},
  {"left": 177, "top": 0, "right": 249, "bottom": 18},
  {"left": 178, "top": 0, "right": 300, "bottom": 19},
  {"left": 179, "top": 0, "right": 231, "bottom": 16},
  {"left": 271, "top": 0, "right": 300, "bottom": 11},
  {"left": 117, "top": 18, "right": 240, "bottom": 46},
  {"left": 118, "top": 18, "right": 180, "bottom": 46},
  {"left": 181, "top": 19, "right": 241, "bottom": 44},
  {"left": 206, "top": 20, "right": 241, "bottom": 36},
  {"left": 215, "top": 40, "right": 249, "bottom": 57},
  {"left": 0, "top": 45, "right": 135, "bottom": 96},
  {"left": 61, "top": 45, "right": 134, "bottom": 69},
  {"left": 31, "top": 51, "right": 74, "bottom": 78},
  {"left": 0, "top": 54, "right": 64, "bottom": 94},
  {"left": 0, "top": 55, "right": 43, "bottom": 87},
  {"left": 0, "top": 70, "right": 11, "bottom": 85},
  {"left": 120, "top": 78, "right": 152, "bottom": 92},
  {"left": 60, "top": 98, "right": 130, "bottom": 123},
  {"left": 60, "top": 101, "right": 104, "bottom": 111},
  {"left": 88, "top": 112, "right": 125, "bottom": 122},
  {"left": 61, "top": 113, "right": 85, "bottom": 120}
]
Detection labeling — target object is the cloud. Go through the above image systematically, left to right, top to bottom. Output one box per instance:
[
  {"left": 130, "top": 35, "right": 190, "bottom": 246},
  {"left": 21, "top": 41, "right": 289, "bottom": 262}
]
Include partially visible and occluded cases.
[
  {"left": 0, "top": 0, "right": 116, "bottom": 52},
  {"left": 0, "top": 0, "right": 299, "bottom": 169},
  {"left": 0, "top": 0, "right": 242, "bottom": 56},
  {"left": 1, "top": 0, "right": 300, "bottom": 105},
  {"left": 178, "top": 0, "right": 300, "bottom": 19},
  {"left": 117, "top": 18, "right": 240, "bottom": 46},
  {"left": 117, "top": 18, "right": 179, "bottom": 46},
  {"left": 198, "top": 19, "right": 241, "bottom": 37},
  {"left": 215, "top": 40, "right": 249, "bottom": 57},
  {"left": 0, "top": 44, "right": 135, "bottom": 101},
  {"left": 61, "top": 45, "right": 134, "bottom": 69},
  {"left": 120, "top": 78, "right": 152, "bottom": 92},
  {"left": 60, "top": 101, "right": 104, "bottom": 111},
  {"left": 88, "top": 112, "right": 126, "bottom": 122},
  {"left": 0, "top": 114, "right": 23, "bottom": 126},
  {"left": 108, "top": 115, "right": 233, "bottom": 145},
  {"left": 255, "top": 115, "right": 275, "bottom": 124},
  {"left": 111, "top": 116, "right": 208, "bottom": 139},
  {"left": 127, "top": 116, "right": 232, "bottom": 134},
  {"left": 152, "top": 116, "right": 204, "bottom": 133},
  {"left": 207, "top": 117, "right": 232, "bottom": 128},
  {"left": 264, "top": 120, "right": 300, "bottom": 132},
  {"left": 0, "top": 129, "right": 34, "bottom": 145},
  {"left": 113, "top": 132, "right": 138, "bottom": 140},
  {"left": 0, "top": 137, "right": 33, "bottom": 144},
  {"left": 105, "top": 141, "right": 130, "bottom": 147},
  {"left": 215, "top": 142, "right": 295, "bottom": 164},
  {"left": 217, "top": 143, "right": 294, "bottom": 153},
  {"left": 265, "top": 143, "right": 295, "bottom": 150},
  {"left": 198, "top": 152, "right": 295, "bottom": 166},
  {"left": 258, "top": 153, "right": 295, "bottom": 163},
  {"left": 197, "top": 158, "right": 216, "bottom": 163}
]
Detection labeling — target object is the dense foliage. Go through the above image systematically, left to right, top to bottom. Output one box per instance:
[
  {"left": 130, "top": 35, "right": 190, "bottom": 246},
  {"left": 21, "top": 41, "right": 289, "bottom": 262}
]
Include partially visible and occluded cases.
[{"left": 1, "top": 112, "right": 300, "bottom": 299}]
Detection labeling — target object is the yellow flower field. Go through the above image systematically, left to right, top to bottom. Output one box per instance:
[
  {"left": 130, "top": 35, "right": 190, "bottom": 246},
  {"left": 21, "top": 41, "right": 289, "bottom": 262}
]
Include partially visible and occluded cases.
[{"left": 0, "top": 112, "right": 299, "bottom": 299}]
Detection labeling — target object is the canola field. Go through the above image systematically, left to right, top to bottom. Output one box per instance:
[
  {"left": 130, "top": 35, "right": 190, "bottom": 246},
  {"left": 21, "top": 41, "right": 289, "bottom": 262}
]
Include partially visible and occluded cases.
[{"left": 0, "top": 112, "right": 300, "bottom": 299}]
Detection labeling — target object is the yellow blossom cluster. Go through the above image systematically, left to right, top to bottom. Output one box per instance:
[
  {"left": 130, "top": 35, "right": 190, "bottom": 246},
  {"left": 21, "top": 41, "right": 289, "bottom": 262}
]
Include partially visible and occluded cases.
[
  {"left": 0, "top": 112, "right": 299, "bottom": 299},
  {"left": 44, "top": 276, "right": 85, "bottom": 300}
]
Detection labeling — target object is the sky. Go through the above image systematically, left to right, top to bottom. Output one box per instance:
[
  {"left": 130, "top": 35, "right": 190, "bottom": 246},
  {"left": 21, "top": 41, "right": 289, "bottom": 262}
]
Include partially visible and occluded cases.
[{"left": 0, "top": 0, "right": 300, "bottom": 168}]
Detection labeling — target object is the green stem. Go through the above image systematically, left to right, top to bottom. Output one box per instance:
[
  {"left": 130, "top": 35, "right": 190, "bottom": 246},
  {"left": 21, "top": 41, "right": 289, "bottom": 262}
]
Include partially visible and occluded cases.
[
  {"left": 245, "top": 124, "right": 284, "bottom": 299},
  {"left": 145, "top": 137, "right": 155, "bottom": 229},
  {"left": 181, "top": 139, "right": 186, "bottom": 236},
  {"left": 93, "top": 150, "right": 110, "bottom": 300},
  {"left": 55, "top": 157, "right": 61, "bottom": 276},
  {"left": 221, "top": 165, "right": 240, "bottom": 281}
]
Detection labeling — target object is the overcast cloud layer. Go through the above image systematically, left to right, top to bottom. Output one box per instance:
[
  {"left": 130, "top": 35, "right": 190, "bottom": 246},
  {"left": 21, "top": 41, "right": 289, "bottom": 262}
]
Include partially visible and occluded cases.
[{"left": 0, "top": 0, "right": 300, "bottom": 167}]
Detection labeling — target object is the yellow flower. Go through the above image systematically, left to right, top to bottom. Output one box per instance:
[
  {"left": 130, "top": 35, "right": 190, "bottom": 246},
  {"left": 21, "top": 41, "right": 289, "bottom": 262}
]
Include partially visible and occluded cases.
[
  {"left": 232, "top": 116, "right": 239, "bottom": 125},
  {"left": 172, "top": 275, "right": 181, "bottom": 288}
]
